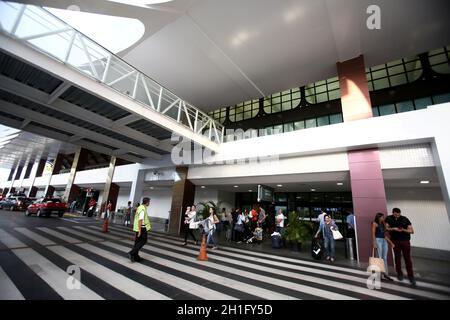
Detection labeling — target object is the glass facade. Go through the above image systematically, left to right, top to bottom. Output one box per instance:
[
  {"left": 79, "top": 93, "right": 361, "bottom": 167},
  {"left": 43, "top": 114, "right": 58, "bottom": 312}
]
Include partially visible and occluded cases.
[
  {"left": 208, "top": 45, "right": 449, "bottom": 138},
  {"left": 429, "top": 45, "right": 450, "bottom": 74},
  {"left": 366, "top": 55, "right": 422, "bottom": 91},
  {"left": 304, "top": 76, "right": 340, "bottom": 104},
  {"left": 263, "top": 88, "right": 301, "bottom": 114},
  {"left": 373, "top": 93, "right": 450, "bottom": 117}
]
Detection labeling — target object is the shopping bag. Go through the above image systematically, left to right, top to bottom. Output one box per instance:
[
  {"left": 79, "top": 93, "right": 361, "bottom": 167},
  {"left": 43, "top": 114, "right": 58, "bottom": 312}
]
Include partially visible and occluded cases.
[
  {"left": 331, "top": 229, "right": 343, "bottom": 240},
  {"left": 369, "top": 249, "right": 386, "bottom": 273}
]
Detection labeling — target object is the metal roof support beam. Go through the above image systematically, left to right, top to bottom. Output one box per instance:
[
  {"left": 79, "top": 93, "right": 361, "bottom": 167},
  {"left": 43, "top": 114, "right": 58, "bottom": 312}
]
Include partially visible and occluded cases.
[
  {"left": 0, "top": 32, "right": 221, "bottom": 152},
  {"left": 0, "top": 75, "right": 171, "bottom": 153},
  {"left": 47, "top": 81, "right": 71, "bottom": 104},
  {"left": 0, "top": 100, "right": 163, "bottom": 160}
]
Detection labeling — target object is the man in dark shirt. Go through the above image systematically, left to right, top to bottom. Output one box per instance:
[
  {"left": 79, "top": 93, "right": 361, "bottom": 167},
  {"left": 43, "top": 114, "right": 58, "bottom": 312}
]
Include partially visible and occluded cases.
[{"left": 385, "top": 207, "right": 416, "bottom": 286}]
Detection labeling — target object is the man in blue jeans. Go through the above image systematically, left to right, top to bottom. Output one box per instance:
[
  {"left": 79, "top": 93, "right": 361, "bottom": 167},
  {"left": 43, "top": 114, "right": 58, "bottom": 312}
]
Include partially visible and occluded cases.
[{"left": 315, "top": 214, "right": 339, "bottom": 263}]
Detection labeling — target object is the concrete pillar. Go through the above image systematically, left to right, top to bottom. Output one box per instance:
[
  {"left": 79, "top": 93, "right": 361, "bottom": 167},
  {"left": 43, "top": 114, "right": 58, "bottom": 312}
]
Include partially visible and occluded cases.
[
  {"left": 337, "top": 55, "right": 389, "bottom": 265},
  {"left": 62, "top": 147, "right": 88, "bottom": 203},
  {"left": 52, "top": 153, "right": 65, "bottom": 175},
  {"left": 99, "top": 156, "right": 119, "bottom": 213},
  {"left": 35, "top": 158, "right": 47, "bottom": 178},
  {"left": 26, "top": 161, "right": 39, "bottom": 198},
  {"left": 8, "top": 164, "right": 19, "bottom": 195},
  {"left": 14, "top": 165, "right": 23, "bottom": 181},
  {"left": 168, "top": 166, "right": 195, "bottom": 235},
  {"left": 7, "top": 167, "right": 15, "bottom": 181},
  {"left": 129, "top": 167, "right": 145, "bottom": 206},
  {"left": 45, "top": 185, "right": 55, "bottom": 198},
  {"left": 28, "top": 186, "right": 38, "bottom": 198},
  {"left": 2, "top": 188, "right": 9, "bottom": 196}
]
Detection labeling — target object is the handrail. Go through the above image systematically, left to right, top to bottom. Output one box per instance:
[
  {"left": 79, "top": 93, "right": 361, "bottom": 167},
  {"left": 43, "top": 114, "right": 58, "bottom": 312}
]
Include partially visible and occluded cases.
[{"left": 0, "top": 1, "right": 224, "bottom": 144}]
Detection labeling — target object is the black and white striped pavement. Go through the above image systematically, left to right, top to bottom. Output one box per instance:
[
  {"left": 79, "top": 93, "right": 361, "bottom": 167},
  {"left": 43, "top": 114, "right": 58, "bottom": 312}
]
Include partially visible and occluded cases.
[{"left": 1, "top": 223, "right": 449, "bottom": 300}]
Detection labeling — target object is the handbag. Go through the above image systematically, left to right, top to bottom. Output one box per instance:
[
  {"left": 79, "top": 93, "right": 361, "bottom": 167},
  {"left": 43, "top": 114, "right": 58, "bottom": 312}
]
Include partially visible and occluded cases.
[
  {"left": 234, "top": 223, "right": 244, "bottom": 232},
  {"left": 331, "top": 228, "right": 343, "bottom": 240},
  {"left": 369, "top": 248, "right": 386, "bottom": 273}
]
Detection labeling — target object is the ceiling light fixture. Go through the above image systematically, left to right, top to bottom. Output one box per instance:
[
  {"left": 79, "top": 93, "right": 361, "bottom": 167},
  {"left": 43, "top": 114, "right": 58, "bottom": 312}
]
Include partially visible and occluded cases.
[
  {"left": 420, "top": 180, "right": 430, "bottom": 184},
  {"left": 337, "top": 182, "right": 343, "bottom": 186},
  {"left": 277, "top": 184, "right": 283, "bottom": 187},
  {"left": 233, "top": 185, "right": 239, "bottom": 188},
  {"left": 201, "top": 186, "right": 206, "bottom": 189},
  {"left": 311, "top": 189, "right": 316, "bottom": 192},
  {"left": 248, "top": 190, "right": 253, "bottom": 192}
]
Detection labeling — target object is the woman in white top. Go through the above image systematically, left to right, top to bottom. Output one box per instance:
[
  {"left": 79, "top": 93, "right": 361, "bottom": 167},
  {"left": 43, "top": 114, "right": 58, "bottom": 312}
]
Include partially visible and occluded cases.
[
  {"left": 182, "top": 205, "right": 198, "bottom": 245},
  {"left": 206, "top": 207, "right": 220, "bottom": 249},
  {"left": 234, "top": 210, "right": 246, "bottom": 243}
]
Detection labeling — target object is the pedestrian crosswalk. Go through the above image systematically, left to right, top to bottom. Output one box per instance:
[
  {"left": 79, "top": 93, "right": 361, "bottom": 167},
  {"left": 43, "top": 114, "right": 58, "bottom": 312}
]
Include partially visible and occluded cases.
[{"left": 0, "top": 223, "right": 449, "bottom": 300}]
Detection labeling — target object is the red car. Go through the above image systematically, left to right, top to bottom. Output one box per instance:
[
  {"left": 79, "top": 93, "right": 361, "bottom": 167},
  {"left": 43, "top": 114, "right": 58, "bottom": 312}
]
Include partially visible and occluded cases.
[{"left": 26, "top": 198, "right": 67, "bottom": 217}]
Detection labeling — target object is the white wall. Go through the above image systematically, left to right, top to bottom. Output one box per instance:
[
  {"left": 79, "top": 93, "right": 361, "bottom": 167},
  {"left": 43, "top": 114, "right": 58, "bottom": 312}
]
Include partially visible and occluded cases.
[
  {"left": 116, "top": 187, "right": 131, "bottom": 210},
  {"left": 386, "top": 187, "right": 450, "bottom": 251},
  {"left": 147, "top": 188, "right": 172, "bottom": 219},
  {"left": 194, "top": 188, "right": 219, "bottom": 207},
  {"left": 194, "top": 189, "right": 235, "bottom": 215},
  {"left": 218, "top": 191, "right": 235, "bottom": 213}
]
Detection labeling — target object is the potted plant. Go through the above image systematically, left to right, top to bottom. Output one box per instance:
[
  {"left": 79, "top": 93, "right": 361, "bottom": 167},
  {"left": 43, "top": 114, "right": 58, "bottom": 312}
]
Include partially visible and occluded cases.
[{"left": 283, "top": 211, "right": 313, "bottom": 251}]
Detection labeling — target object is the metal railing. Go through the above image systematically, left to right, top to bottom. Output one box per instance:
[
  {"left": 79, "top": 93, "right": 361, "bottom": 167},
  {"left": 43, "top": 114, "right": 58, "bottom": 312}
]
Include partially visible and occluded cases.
[{"left": 0, "top": 1, "right": 225, "bottom": 144}]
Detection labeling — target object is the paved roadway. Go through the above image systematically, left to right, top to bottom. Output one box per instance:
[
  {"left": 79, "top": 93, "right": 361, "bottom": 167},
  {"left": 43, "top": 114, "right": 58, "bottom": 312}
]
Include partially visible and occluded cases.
[{"left": 0, "top": 210, "right": 449, "bottom": 300}]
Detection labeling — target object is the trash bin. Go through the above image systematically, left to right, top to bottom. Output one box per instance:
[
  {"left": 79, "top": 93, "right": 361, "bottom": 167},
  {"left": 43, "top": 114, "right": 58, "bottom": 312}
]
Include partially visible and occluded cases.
[{"left": 346, "top": 238, "right": 355, "bottom": 260}]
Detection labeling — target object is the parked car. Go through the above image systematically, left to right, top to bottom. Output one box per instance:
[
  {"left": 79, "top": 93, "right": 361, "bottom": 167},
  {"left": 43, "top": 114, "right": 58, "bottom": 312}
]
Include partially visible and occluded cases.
[
  {"left": 0, "top": 196, "right": 33, "bottom": 211},
  {"left": 26, "top": 198, "right": 68, "bottom": 217}
]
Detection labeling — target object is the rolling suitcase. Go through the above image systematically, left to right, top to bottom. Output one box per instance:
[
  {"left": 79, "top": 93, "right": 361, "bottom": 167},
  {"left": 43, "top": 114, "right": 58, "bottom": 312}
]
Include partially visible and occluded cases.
[{"left": 271, "top": 232, "right": 282, "bottom": 249}]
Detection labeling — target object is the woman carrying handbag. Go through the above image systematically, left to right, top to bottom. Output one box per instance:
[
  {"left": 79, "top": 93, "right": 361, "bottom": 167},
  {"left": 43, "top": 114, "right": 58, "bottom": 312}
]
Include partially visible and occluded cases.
[
  {"left": 371, "top": 213, "right": 394, "bottom": 281},
  {"left": 314, "top": 214, "right": 339, "bottom": 262}
]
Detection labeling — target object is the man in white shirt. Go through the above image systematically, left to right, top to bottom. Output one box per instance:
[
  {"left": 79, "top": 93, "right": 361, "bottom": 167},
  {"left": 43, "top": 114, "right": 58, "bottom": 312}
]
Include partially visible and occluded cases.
[{"left": 275, "top": 209, "right": 286, "bottom": 235}]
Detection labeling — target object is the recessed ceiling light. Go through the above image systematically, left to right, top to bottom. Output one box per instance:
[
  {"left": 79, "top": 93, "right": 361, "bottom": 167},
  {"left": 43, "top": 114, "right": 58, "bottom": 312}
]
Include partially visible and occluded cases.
[
  {"left": 420, "top": 180, "right": 430, "bottom": 184},
  {"left": 337, "top": 182, "right": 343, "bottom": 186},
  {"left": 277, "top": 184, "right": 283, "bottom": 187},
  {"left": 233, "top": 185, "right": 239, "bottom": 188},
  {"left": 200, "top": 186, "right": 206, "bottom": 188},
  {"left": 150, "top": 187, "right": 154, "bottom": 190},
  {"left": 311, "top": 189, "right": 316, "bottom": 192},
  {"left": 248, "top": 190, "right": 252, "bottom": 192}
]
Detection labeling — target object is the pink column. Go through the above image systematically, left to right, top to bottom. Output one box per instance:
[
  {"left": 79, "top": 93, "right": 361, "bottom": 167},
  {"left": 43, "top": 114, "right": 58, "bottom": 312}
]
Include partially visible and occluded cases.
[{"left": 337, "top": 56, "right": 390, "bottom": 264}]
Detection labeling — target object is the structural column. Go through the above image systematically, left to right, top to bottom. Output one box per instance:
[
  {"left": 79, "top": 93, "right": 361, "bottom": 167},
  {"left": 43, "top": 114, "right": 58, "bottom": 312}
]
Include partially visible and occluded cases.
[
  {"left": 337, "top": 55, "right": 389, "bottom": 264},
  {"left": 62, "top": 147, "right": 88, "bottom": 203},
  {"left": 44, "top": 153, "right": 64, "bottom": 198},
  {"left": 99, "top": 156, "right": 119, "bottom": 213},
  {"left": 28, "top": 157, "right": 47, "bottom": 197},
  {"left": 129, "top": 166, "right": 145, "bottom": 206},
  {"left": 168, "top": 166, "right": 196, "bottom": 235}
]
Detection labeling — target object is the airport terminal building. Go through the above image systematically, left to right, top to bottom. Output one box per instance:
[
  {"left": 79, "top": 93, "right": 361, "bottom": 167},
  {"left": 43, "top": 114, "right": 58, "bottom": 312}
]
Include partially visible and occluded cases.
[{"left": 1, "top": 0, "right": 450, "bottom": 265}]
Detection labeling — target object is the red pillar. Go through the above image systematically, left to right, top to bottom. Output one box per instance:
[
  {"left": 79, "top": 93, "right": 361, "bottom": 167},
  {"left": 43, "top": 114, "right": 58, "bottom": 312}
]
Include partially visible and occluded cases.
[{"left": 337, "top": 55, "right": 390, "bottom": 265}]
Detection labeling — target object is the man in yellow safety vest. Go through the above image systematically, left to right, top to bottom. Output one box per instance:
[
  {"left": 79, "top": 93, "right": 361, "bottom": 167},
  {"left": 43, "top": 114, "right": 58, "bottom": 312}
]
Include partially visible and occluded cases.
[{"left": 128, "top": 197, "right": 151, "bottom": 262}]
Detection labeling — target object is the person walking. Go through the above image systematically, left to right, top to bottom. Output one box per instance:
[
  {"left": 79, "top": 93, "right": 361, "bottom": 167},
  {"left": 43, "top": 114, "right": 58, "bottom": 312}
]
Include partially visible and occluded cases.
[
  {"left": 128, "top": 197, "right": 151, "bottom": 263},
  {"left": 124, "top": 201, "right": 132, "bottom": 226},
  {"left": 182, "top": 205, "right": 198, "bottom": 245},
  {"left": 205, "top": 207, "right": 220, "bottom": 249},
  {"left": 385, "top": 208, "right": 416, "bottom": 286},
  {"left": 275, "top": 209, "right": 286, "bottom": 236},
  {"left": 346, "top": 211, "right": 356, "bottom": 238},
  {"left": 371, "top": 213, "right": 394, "bottom": 281},
  {"left": 315, "top": 214, "right": 339, "bottom": 262}
]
